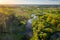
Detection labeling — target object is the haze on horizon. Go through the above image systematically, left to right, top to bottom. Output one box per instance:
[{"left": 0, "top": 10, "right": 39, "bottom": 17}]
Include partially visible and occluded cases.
[{"left": 0, "top": 0, "right": 60, "bottom": 5}]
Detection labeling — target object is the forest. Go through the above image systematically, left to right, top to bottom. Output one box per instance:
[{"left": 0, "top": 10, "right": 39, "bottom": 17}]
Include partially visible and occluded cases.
[{"left": 0, "top": 5, "right": 60, "bottom": 40}]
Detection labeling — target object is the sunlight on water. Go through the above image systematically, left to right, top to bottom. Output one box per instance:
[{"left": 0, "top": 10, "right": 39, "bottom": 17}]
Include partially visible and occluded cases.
[
  {"left": 28, "top": 14, "right": 37, "bottom": 23},
  {"left": 28, "top": 19, "right": 32, "bottom": 23}
]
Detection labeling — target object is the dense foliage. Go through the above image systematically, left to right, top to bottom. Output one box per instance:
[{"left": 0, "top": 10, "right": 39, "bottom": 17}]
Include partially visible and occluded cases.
[
  {"left": 0, "top": 5, "right": 60, "bottom": 40},
  {"left": 0, "top": 6, "right": 31, "bottom": 40},
  {"left": 31, "top": 8, "right": 60, "bottom": 40}
]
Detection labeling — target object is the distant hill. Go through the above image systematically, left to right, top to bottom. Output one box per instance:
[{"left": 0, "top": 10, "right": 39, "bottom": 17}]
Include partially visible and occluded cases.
[{"left": 0, "top": 4, "right": 60, "bottom": 8}]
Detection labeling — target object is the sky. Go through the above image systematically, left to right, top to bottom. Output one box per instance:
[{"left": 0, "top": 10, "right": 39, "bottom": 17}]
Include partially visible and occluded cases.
[{"left": 0, "top": 0, "right": 60, "bottom": 4}]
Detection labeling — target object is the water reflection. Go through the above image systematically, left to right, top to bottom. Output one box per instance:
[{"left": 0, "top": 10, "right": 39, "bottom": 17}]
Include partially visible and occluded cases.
[
  {"left": 25, "top": 13, "right": 37, "bottom": 37},
  {"left": 28, "top": 14, "right": 37, "bottom": 23}
]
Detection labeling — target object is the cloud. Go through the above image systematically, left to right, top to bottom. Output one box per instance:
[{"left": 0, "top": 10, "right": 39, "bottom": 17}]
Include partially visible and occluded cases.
[{"left": 0, "top": 0, "right": 60, "bottom": 4}]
